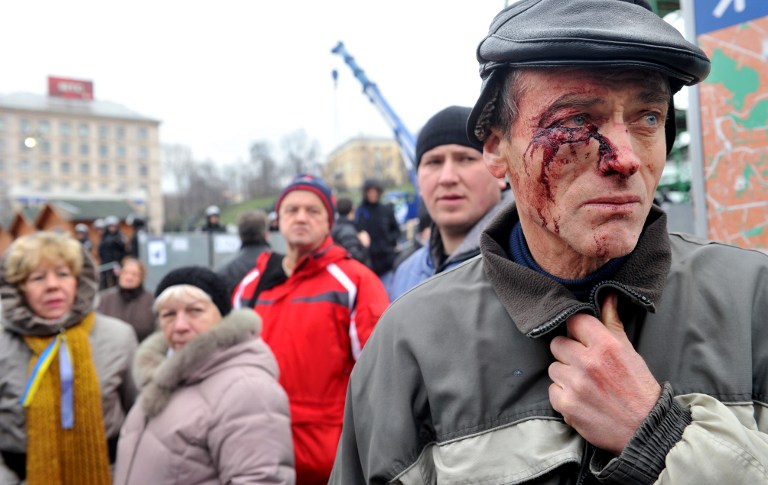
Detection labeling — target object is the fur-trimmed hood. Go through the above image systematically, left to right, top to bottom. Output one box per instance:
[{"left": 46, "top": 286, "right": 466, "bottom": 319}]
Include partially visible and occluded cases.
[
  {"left": 0, "top": 244, "right": 98, "bottom": 336},
  {"left": 133, "top": 309, "right": 273, "bottom": 417}
]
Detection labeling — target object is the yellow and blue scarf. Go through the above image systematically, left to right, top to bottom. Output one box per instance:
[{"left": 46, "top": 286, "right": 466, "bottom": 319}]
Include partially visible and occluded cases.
[{"left": 21, "top": 312, "right": 111, "bottom": 485}]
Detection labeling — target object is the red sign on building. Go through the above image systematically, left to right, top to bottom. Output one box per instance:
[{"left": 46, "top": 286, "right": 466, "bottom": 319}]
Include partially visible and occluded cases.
[{"left": 48, "top": 76, "right": 94, "bottom": 100}]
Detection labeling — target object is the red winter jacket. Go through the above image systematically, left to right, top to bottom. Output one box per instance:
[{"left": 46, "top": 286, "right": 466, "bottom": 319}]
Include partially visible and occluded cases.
[{"left": 232, "top": 236, "right": 389, "bottom": 484}]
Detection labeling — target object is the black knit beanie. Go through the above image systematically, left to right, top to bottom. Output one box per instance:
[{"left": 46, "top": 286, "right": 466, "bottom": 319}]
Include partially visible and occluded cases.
[
  {"left": 415, "top": 106, "right": 484, "bottom": 167},
  {"left": 154, "top": 265, "right": 232, "bottom": 316}
]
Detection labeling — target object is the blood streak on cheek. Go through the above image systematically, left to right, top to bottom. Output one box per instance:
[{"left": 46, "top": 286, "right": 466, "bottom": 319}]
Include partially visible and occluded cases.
[{"left": 523, "top": 122, "right": 627, "bottom": 226}]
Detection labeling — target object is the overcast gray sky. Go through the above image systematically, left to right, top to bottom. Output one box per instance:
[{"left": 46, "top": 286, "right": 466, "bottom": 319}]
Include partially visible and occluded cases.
[{"left": 1, "top": 0, "right": 507, "bottom": 165}]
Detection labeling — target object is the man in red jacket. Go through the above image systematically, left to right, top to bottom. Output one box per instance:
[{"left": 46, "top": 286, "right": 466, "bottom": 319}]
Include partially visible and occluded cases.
[{"left": 232, "top": 174, "right": 389, "bottom": 484}]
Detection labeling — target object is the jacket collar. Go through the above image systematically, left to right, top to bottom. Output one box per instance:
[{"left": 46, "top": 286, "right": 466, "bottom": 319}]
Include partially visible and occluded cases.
[
  {"left": 430, "top": 189, "right": 515, "bottom": 271},
  {"left": 480, "top": 203, "right": 671, "bottom": 337},
  {"left": 293, "top": 235, "right": 349, "bottom": 276},
  {"left": 134, "top": 309, "right": 267, "bottom": 417}
]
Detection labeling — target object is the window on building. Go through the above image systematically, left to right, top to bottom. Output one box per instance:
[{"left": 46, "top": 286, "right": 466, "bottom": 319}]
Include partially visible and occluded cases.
[
  {"left": 19, "top": 119, "right": 30, "bottom": 133},
  {"left": 38, "top": 120, "right": 50, "bottom": 134},
  {"left": 60, "top": 121, "right": 71, "bottom": 136},
  {"left": 78, "top": 123, "right": 89, "bottom": 137},
  {"left": 98, "top": 124, "right": 109, "bottom": 139},
  {"left": 116, "top": 126, "right": 125, "bottom": 139},
  {"left": 138, "top": 127, "right": 147, "bottom": 140},
  {"left": 40, "top": 140, "right": 50, "bottom": 153},
  {"left": 60, "top": 141, "right": 70, "bottom": 156},
  {"left": 80, "top": 143, "right": 89, "bottom": 156},
  {"left": 99, "top": 144, "right": 108, "bottom": 157},
  {"left": 116, "top": 145, "right": 126, "bottom": 158},
  {"left": 138, "top": 146, "right": 148, "bottom": 160},
  {"left": 19, "top": 159, "right": 31, "bottom": 172},
  {"left": 39, "top": 160, "right": 51, "bottom": 173},
  {"left": 61, "top": 161, "right": 71, "bottom": 174},
  {"left": 80, "top": 162, "right": 90, "bottom": 175},
  {"left": 99, "top": 163, "right": 108, "bottom": 176},
  {"left": 117, "top": 163, "right": 127, "bottom": 176},
  {"left": 139, "top": 164, "right": 148, "bottom": 177},
  {"left": 20, "top": 179, "right": 30, "bottom": 187},
  {"left": 60, "top": 180, "right": 70, "bottom": 189},
  {"left": 39, "top": 181, "right": 50, "bottom": 192},
  {"left": 80, "top": 181, "right": 89, "bottom": 191},
  {"left": 100, "top": 181, "right": 109, "bottom": 190},
  {"left": 117, "top": 183, "right": 127, "bottom": 193}
]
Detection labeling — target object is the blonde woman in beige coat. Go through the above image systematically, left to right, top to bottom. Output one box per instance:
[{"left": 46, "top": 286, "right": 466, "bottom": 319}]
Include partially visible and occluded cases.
[{"left": 114, "top": 266, "right": 294, "bottom": 485}]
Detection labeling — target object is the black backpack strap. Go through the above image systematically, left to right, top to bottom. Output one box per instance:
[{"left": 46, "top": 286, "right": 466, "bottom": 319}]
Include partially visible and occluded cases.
[{"left": 243, "top": 252, "right": 287, "bottom": 309}]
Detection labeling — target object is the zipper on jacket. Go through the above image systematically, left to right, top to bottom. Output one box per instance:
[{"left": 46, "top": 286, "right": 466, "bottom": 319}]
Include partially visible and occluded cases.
[
  {"left": 588, "top": 280, "right": 653, "bottom": 313},
  {"left": 527, "top": 303, "right": 592, "bottom": 338},
  {"left": 576, "top": 441, "right": 595, "bottom": 485}
]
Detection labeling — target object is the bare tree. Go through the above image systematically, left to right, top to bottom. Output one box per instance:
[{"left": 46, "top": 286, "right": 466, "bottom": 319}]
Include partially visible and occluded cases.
[
  {"left": 281, "top": 130, "right": 322, "bottom": 178},
  {"left": 249, "top": 141, "right": 280, "bottom": 197},
  {"left": 162, "top": 144, "right": 195, "bottom": 193},
  {"left": 161, "top": 145, "right": 229, "bottom": 231}
]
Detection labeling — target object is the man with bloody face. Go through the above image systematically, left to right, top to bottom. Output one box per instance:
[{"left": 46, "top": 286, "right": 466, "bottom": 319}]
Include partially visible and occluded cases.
[{"left": 330, "top": 1, "right": 768, "bottom": 483}]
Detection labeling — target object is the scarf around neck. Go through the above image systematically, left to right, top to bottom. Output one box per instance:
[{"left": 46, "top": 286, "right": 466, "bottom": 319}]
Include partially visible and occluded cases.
[{"left": 22, "top": 312, "right": 111, "bottom": 485}]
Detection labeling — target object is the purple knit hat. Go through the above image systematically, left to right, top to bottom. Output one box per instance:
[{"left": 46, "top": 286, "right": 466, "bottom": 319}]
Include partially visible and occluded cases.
[{"left": 275, "top": 174, "right": 336, "bottom": 228}]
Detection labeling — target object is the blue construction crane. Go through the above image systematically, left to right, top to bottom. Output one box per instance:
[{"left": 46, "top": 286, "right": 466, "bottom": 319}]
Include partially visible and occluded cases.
[{"left": 331, "top": 41, "right": 418, "bottom": 191}]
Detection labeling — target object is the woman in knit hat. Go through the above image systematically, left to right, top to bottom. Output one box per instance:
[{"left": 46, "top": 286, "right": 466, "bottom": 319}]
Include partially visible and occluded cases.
[
  {"left": 0, "top": 231, "right": 138, "bottom": 485},
  {"left": 114, "top": 265, "right": 294, "bottom": 484}
]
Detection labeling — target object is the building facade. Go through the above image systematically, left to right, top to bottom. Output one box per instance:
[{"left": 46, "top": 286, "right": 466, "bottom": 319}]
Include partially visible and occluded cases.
[
  {"left": 0, "top": 77, "right": 164, "bottom": 233},
  {"left": 324, "top": 136, "right": 408, "bottom": 192}
]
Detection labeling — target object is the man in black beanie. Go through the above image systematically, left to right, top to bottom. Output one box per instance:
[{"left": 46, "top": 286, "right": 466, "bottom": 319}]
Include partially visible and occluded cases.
[
  {"left": 333, "top": 1, "right": 768, "bottom": 484},
  {"left": 388, "top": 105, "right": 513, "bottom": 300}
]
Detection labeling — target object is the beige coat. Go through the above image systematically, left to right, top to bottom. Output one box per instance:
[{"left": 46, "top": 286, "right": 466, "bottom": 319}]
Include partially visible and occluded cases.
[{"left": 114, "top": 309, "right": 295, "bottom": 485}]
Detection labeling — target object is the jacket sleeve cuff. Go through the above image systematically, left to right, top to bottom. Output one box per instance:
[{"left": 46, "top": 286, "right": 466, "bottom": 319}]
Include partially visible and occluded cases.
[{"left": 590, "top": 382, "right": 692, "bottom": 485}]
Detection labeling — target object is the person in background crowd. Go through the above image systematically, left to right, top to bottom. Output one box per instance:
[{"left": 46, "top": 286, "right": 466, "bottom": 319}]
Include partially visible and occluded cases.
[
  {"left": 331, "top": 1, "right": 768, "bottom": 483},
  {"left": 388, "top": 105, "right": 512, "bottom": 301},
  {"left": 233, "top": 174, "right": 389, "bottom": 484},
  {"left": 354, "top": 179, "right": 400, "bottom": 285},
  {"left": 331, "top": 197, "right": 371, "bottom": 266},
  {"left": 392, "top": 202, "right": 432, "bottom": 270},
  {"left": 200, "top": 205, "right": 226, "bottom": 233},
  {"left": 215, "top": 209, "right": 271, "bottom": 296},
  {"left": 98, "top": 215, "right": 127, "bottom": 290},
  {"left": 126, "top": 215, "right": 146, "bottom": 259},
  {"left": 74, "top": 223, "right": 93, "bottom": 254},
  {"left": 0, "top": 231, "right": 137, "bottom": 484},
  {"left": 98, "top": 256, "right": 156, "bottom": 342},
  {"left": 114, "top": 266, "right": 294, "bottom": 484}
]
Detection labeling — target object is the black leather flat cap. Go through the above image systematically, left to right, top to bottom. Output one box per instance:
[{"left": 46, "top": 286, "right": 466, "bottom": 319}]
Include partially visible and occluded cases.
[{"left": 468, "top": 0, "right": 711, "bottom": 145}]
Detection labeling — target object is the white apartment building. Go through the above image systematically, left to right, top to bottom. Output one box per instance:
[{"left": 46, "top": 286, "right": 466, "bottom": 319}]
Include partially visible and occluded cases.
[{"left": 0, "top": 77, "right": 164, "bottom": 233}]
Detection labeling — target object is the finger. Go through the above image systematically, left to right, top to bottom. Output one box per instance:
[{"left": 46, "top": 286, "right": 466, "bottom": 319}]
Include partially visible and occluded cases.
[
  {"left": 600, "top": 292, "right": 625, "bottom": 335},
  {"left": 564, "top": 313, "right": 602, "bottom": 346},
  {"left": 549, "top": 335, "right": 583, "bottom": 364},
  {"left": 547, "top": 360, "right": 566, "bottom": 387},
  {"left": 548, "top": 383, "right": 570, "bottom": 424}
]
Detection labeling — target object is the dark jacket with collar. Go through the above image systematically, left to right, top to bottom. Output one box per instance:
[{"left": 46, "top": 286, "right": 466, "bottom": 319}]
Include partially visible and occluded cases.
[{"left": 331, "top": 203, "right": 768, "bottom": 484}]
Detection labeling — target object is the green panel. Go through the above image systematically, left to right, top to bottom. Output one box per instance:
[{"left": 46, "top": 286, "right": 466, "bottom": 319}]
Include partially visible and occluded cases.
[{"left": 705, "top": 49, "right": 760, "bottom": 110}]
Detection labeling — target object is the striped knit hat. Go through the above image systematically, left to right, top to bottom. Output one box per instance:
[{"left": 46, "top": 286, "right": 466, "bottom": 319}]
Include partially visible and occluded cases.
[{"left": 275, "top": 174, "right": 336, "bottom": 228}]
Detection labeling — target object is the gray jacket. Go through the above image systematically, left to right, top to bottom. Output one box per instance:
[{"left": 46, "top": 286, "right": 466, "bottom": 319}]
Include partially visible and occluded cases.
[
  {"left": 331, "top": 204, "right": 768, "bottom": 484},
  {"left": 0, "top": 248, "right": 138, "bottom": 483}
]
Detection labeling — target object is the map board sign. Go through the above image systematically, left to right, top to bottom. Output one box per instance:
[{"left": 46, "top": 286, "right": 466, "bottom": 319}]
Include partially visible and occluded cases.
[{"left": 683, "top": 0, "right": 768, "bottom": 249}]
